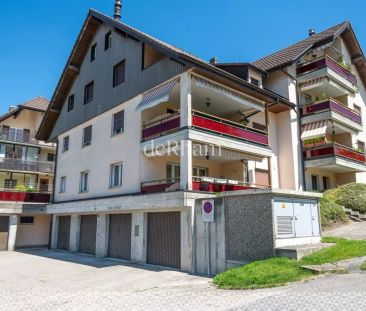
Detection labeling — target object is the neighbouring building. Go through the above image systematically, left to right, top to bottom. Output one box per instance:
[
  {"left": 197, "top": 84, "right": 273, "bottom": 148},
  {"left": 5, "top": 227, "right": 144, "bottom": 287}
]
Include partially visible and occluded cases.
[
  {"left": 35, "top": 5, "right": 329, "bottom": 274},
  {"left": 0, "top": 97, "right": 55, "bottom": 251}
]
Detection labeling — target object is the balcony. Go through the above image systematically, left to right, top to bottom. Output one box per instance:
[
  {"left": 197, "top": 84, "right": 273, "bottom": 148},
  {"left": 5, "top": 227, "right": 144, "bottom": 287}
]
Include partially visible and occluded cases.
[
  {"left": 297, "top": 56, "right": 358, "bottom": 94},
  {"left": 301, "top": 98, "right": 363, "bottom": 132},
  {"left": 141, "top": 110, "right": 269, "bottom": 147},
  {"left": 0, "top": 127, "right": 55, "bottom": 147},
  {"left": 304, "top": 143, "right": 366, "bottom": 173},
  {"left": 0, "top": 158, "right": 54, "bottom": 174},
  {"left": 140, "top": 177, "right": 269, "bottom": 194},
  {"left": 0, "top": 182, "right": 51, "bottom": 203}
]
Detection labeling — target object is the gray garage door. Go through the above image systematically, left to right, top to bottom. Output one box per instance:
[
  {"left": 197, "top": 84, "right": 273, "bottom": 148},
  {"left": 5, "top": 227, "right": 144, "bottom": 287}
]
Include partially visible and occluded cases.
[
  {"left": 147, "top": 212, "right": 181, "bottom": 268},
  {"left": 108, "top": 214, "right": 132, "bottom": 260},
  {"left": 79, "top": 215, "right": 97, "bottom": 255},
  {"left": 57, "top": 216, "right": 71, "bottom": 251},
  {"left": 0, "top": 217, "right": 9, "bottom": 251}
]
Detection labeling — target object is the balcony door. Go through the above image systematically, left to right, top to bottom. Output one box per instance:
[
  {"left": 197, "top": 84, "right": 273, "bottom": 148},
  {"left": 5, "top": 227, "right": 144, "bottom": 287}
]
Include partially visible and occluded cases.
[{"left": 166, "top": 163, "right": 208, "bottom": 182}]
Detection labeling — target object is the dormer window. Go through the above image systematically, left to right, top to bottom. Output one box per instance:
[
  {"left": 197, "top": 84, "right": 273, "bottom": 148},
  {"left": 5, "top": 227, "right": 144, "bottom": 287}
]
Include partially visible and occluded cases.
[
  {"left": 105, "top": 31, "right": 112, "bottom": 50},
  {"left": 250, "top": 77, "right": 260, "bottom": 87}
]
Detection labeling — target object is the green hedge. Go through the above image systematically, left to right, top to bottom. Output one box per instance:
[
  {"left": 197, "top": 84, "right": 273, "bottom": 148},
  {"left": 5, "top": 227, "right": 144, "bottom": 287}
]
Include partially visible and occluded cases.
[
  {"left": 324, "top": 183, "right": 366, "bottom": 213},
  {"left": 319, "top": 198, "right": 348, "bottom": 229}
]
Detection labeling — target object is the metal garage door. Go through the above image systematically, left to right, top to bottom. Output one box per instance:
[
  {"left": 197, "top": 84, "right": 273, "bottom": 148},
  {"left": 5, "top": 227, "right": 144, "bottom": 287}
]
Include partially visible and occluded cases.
[
  {"left": 147, "top": 212, "right": 181, "bottom": 269},
  {"left": 108, "top": 214, "right": 131, "bottom": 260},
  {"left": 79, "top": 215, "right": 97, "bottom": 255},
  {"left": 0, "top": 216, "right": 9, "bottom": 251},
  {"left": 57, "top": 216, "right": 70, "bottom": 251}
]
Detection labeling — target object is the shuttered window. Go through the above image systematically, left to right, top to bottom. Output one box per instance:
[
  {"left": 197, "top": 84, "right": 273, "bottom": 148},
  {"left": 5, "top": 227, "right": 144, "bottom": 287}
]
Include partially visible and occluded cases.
[
  {"left": 113, "top": 60, "right": 126, "bottom": 87},
  {"left": 112, "top": 110, "right": 124, "bottom": 135},
  {"left": 82, "top": 126, "right": 92, "bottom": 147}
]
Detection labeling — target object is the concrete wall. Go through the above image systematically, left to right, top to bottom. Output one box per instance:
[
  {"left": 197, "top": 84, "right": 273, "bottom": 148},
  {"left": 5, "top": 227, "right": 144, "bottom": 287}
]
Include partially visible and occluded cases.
[{"left": 15, "top": 215, "right": 51, "bottom": 248}]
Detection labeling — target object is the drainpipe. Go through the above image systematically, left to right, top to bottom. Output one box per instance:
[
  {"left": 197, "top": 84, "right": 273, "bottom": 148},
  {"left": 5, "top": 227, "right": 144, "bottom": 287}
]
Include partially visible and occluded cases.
[{"left": 280, "top": 68, "right": 306, "bottom": 191}]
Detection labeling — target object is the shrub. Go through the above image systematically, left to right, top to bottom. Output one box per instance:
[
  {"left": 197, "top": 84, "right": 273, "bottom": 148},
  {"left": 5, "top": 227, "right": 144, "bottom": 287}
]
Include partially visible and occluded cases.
[
  {"left": 331, "top": 183, "right": 366, "bottom": 213},
  {"left": 319, "top": 197, "right": 348, "bottom": 229}
]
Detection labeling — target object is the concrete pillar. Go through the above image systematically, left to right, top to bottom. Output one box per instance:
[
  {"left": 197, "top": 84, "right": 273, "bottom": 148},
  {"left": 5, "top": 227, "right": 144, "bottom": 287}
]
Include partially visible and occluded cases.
[
  {"left": 180, "top": 71, "right": 192, "bottom": 128},
  {"left": 180, "top": 140, "right": 193, "bottom": 190},
  {"left": 180, "top": 206, "right": 194, "bottom": 273},
  {"left": 131, "top": 212, "right": 147, "bottom": 264},
  {"left": 7, "top": 214, "right": 18, "bottom": 251},
  {"left": 96, "top": 214, "right": 108, "bottom": 258},
  {"left": 50, "top": 215, "right": 58, "bottom": 249},
  {"left": 69, "top": 215, "right": 80, "bottom": 252}
]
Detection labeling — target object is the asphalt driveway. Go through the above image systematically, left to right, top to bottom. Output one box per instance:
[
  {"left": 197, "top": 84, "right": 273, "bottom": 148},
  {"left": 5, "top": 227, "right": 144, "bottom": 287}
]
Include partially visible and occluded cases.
[{"left": 0, "top": 249, "right": 366, "bottom": 310}]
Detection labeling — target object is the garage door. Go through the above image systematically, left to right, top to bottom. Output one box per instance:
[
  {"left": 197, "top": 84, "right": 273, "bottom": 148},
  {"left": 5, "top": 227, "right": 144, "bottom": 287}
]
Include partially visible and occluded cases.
[
  {"left": 147, "top": 212, "right": 181, "bottom": 268},
  {"left": 108, "top": 214, "right": 131, "bottom": 260},
  {"left": 79, "top": 215, "right": 97, "bottom": 255},
  {"left": 0, "top": 216, "right": 9, "bottom": 251},
  {"left": 57, "top": 216, "right": 70, "bottom": 251}
]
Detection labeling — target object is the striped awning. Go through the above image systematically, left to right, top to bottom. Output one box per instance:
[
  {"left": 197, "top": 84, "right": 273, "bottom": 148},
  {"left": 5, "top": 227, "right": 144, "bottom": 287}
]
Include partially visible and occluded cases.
[
  {"left": 194, "top": 76, "right": 264, "bottom": 111},
  {"left": 136, "top": 78, "right": 179, "bottom": 112},
  {"left": 301, "top": 120, "right": 329, "bottom": 140}
]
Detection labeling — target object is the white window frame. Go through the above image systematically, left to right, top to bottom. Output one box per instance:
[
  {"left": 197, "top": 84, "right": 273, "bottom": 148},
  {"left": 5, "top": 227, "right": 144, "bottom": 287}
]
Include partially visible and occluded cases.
[
  {"left": 62, "top": 136, "right": 69, "bottom": 152},
  {"left": 110, "top": 162, "right": 123, "bottom": 188},
  {"left": 80, "top": 171, "right": 89, "bottom": 193},
  {"left": 59, "top": 176, "right": 66, "bottom": 193}
]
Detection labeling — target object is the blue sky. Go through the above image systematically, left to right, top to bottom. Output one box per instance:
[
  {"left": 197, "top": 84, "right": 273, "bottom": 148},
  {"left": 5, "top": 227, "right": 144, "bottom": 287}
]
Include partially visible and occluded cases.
[{"left": 0, "top": 0, "right": 365, "bottom": 114}]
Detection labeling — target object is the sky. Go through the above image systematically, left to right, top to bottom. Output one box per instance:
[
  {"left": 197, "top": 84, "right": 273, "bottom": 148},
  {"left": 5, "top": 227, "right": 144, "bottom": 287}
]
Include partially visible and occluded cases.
[{"left": 0, "top": 0, "right": 365, "bottom": 114}]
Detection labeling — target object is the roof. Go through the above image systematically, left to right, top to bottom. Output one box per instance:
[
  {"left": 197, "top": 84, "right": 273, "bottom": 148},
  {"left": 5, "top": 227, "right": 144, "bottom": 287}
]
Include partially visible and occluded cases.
[
  {"left": 37, "top": 9, "right": 295, "bottom": 141},
  {"left": 252, "top": 21, "right": 350, "bottom": 71},
  {"left": 0, "top": 96, "right": 49, "bottom": 123}
]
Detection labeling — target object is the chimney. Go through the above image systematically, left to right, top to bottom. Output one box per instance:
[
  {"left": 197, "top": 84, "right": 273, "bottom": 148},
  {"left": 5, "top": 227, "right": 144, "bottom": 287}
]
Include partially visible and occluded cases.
[
  {"left": 114, "top": 0, "right": 122, "bottom": 21},
  {"left": 309, "top": 28, "right": 316, "bottom": 37},
  {"left": 209, "top": 57, "right": 219, "bottom": 65}
]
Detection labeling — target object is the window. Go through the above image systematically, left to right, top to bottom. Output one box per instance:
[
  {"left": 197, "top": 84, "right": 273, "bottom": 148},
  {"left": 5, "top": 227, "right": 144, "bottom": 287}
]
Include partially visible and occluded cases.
[
  {"left": 104, "top": 31, "right": 112, "bottom": 50},
  {"left": 90, "top": 43, "right": 97, "bottom": 62},
  {"left": 113, "top": 60, "right": 126, "bottom": 87},
  {"left": 250, "top": 77, "right": 260, "bottom": 87},
  {"left": 84, "top": 81, "right": 94, "bottom": 105},
  {"left": 305, "top": 93, "right": 313, "bottom": 104},
  {"left": 67, "top": 94, "right": 74, "bottom": 112},
  {"left": 354, "top": 104, "right": 361, "bottom": 115},
  {"left": 112, "top": 110, "right": 124, "bottom": 135},
  {"left": 82, "top": 125, "right": 92, "bottom": 147},
  {"left": 63, "top": 136, "right": 69, "bottom": 152},
  {"left": 358, "top": 140, "right": 365, "bottom": 153},
  {"left": 47, "top": 153, "right": 55, "bottom": 162},
  {"left": 110, "top": 163, "right": 123, "bottom": 188},
  {"left": 166, "top": 163, "right": 180, "bottom": 182},
  {"left": 193, "top": 167, "right": 208, "bottom": 177},
  {"left": 80, "top": 171, "right": 89, "bottom": 193},
  {"left": 311, "top": 175, "right": 319, "bottom": 191},
  {"left": 59, "top": 176, "right": 66, "bottom": 193},
  {"left": 323, "top": 176, "right": 330, "bottom": 191},
  {"left": 5, "top": 179, "right": 16, "bottom": 189},
  {"left": 20, "top": 216, "right": 34, "bottom": 225}
]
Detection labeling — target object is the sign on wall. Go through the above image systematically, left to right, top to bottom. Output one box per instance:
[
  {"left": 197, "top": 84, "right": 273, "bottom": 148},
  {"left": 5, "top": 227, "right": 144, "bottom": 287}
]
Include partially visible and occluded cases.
[{"left": 202, "top": 200, "right": 214, "bottom": 222}]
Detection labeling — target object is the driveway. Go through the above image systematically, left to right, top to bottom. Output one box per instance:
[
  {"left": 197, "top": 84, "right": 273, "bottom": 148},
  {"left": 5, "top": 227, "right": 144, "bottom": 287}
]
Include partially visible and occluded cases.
[
  {"left": 324, "top": 221, "right": 366, "bottom": 240},
  {"left": 0, "top": 249, "right": 366, "bottom": 310}
]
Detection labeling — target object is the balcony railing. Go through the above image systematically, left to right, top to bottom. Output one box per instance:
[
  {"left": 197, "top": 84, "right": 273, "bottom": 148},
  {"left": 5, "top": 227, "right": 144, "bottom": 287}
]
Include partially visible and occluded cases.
[
  {"left": 297, "top": 56, "right": 358, "bottom": 86},
  {"left": 301, "top": 98, "right": 362, "bottom": 125},
  {"left": 191, "top": 110, "right": 269, "bottom": 146},
  {"left": 142, "top": 113, "right": 180, "bottom": 141},
  {"left": 0, "top": 127, "right": 54, "bottom": 146},
  {"left": 304, "top": 143, "right": 366, "bottom": 164},
  {"left": 0, "top": 158, "right": 54, "bottom": 174},
  {"left": 141, "top": 178, "right": 180, "bottom": 194},
  {"left": 0, "top": 182, "right": 51, "bottom": 203}
]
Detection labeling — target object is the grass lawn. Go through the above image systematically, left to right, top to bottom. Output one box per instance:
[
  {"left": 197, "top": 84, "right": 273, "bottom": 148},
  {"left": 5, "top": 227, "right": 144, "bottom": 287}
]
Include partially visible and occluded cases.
[{"left": 213, "top": 237, "right": 366, "bottom": 289}]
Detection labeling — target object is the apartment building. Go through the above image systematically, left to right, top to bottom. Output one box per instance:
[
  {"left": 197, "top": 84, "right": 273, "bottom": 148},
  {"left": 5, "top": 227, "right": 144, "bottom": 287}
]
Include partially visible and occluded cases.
[
  {"left": 35, "top": 5, "right": 326, "bottom": 274},
  {"left": 248, "top": 22, "right": 366, "bottom": 192},
  {"left": 0, "top": 97, "right": 55, "bottom": 251}
]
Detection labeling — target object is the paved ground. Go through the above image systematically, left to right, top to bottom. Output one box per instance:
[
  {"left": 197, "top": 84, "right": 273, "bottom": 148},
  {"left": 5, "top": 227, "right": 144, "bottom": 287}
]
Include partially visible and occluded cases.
[
  {"left": 324, "top": 221, "right": 366, "bottom": 240},
  {"left": 1, "top": 249, "right": 366, "bottom": 310}
]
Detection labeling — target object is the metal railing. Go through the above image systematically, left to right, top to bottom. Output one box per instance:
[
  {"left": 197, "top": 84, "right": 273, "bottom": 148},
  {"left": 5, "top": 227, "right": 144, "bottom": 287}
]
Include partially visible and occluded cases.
[
  {"left": 0, "top": 127, "right": 55, "bottom": 146},
  {"left": 0, "top": 158, "right": 55, "bottom": 174},
  {"left": 0, "top": 182, "right": 52, "bottom": 193}
]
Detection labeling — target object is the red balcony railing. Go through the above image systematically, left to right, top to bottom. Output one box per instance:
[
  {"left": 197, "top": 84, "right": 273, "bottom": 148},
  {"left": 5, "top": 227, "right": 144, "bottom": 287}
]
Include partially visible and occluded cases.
[
  {"left": 297, "top": 56, "right": 357, "bottom": 86},
  {"left": 301, "top": 99, "right": 362, "bottom": 125},
  {"left": 191, "top": 110, "right": 269, "bottom": 146},
  {"left": 142, "top": 113, "right": 180, "bottom": 141},
  {"left": 304, "top": 143, "right": 366, "bottom": 164},
  {"left": 192, "top": 176, "right": 269, "bottom": 192},
  {"left": 141, "top": 178, "right": 180, "bottom": 194},
  {"left": 0, "top": 191, "right": 51, "bottom": 203}
]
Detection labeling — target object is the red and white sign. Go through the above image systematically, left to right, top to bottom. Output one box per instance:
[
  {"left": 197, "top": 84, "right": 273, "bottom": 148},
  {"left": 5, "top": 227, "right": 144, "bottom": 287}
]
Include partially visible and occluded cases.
[{"left": 202, "top": 200, "right": 214, "bottom": 222}]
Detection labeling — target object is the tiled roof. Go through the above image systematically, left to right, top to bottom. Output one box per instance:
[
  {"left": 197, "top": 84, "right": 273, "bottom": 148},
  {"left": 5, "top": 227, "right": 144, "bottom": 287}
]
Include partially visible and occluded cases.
[
  {"left": 253, "top": 21, "right": 350, "bottom": 71},
  {"left": 20, "top": 96, "right": 50, "bottom": 111}
]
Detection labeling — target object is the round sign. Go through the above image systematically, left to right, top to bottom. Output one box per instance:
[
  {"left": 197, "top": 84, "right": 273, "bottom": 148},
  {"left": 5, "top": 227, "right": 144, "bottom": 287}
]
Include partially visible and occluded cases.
[{"left": 203, "top": 201, "right": 213, "bottom": 214}]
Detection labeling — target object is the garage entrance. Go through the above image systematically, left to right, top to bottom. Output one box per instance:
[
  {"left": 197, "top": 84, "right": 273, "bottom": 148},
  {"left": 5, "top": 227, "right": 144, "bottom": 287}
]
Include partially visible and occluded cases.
[
  {"left": 147, "top": 212, "right": 181, "bottom": 269},
  {"left": 108, "top": 214, "right": 132, "bottom": 260},
  {"left": 79, "top": 215, "right": 97, "bottom": 255},
  {"left": 0, "top": 216, "right": 9, "bottom": 251},
  {"left": 57, "top": 216, "right": 71, "bottom": 251}
]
